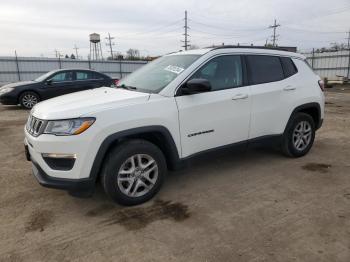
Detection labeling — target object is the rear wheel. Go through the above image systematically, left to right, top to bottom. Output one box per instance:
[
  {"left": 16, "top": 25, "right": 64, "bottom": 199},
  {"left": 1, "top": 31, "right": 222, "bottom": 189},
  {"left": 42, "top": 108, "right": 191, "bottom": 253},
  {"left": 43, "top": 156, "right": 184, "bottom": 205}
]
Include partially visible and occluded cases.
[
  {"left": 19, "top": 91, "right": 40, "bottom": 109},
  {"left": 282, "top": 113, "right": 315, "bottom": 157},
  {"left": 101, "top": 139, "right": 166, "bottom": 206}
]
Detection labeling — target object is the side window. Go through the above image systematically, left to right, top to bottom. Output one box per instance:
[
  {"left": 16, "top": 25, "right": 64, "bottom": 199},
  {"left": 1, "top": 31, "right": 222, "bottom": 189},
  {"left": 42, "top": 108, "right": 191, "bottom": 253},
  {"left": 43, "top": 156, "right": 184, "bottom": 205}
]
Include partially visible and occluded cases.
[
  {"left": 190, "top": 55, "right": 243, "bottom": 91},
  {"left": 246, "top": 55, "right": 284, "bottom": 85},
  {"left": 280, "top": 57, "right": 298, "bottom": 77},
  {"left": 76, "top": 71, "right": 91, "bottom": 80},
  {"left": 51, "top": 72, "right": 74, "bottom": 82},
  {"left": 92, "top": 72, "right": 104, "bottom": 79}
]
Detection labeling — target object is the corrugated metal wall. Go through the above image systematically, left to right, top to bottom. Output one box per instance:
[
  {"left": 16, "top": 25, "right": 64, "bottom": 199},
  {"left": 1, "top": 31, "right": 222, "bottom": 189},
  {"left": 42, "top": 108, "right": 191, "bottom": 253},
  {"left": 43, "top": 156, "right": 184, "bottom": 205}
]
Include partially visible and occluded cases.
[
  {"left": 303, "top": 50, "right": 350, "bottom": 79},
  {"left": 0, "top": 57, "right": 148, "bottom": 86}
]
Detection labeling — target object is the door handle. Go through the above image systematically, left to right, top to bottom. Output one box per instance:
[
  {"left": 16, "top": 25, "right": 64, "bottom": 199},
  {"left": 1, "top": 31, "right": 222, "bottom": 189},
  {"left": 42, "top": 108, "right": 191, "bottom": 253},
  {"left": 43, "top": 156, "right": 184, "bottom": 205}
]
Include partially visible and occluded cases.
[
  {"left": 283, "top": 85, "right": 296, "bottom": 91},
  {"left": 232, "top": 94, "right": 248, "bottom": 100}
]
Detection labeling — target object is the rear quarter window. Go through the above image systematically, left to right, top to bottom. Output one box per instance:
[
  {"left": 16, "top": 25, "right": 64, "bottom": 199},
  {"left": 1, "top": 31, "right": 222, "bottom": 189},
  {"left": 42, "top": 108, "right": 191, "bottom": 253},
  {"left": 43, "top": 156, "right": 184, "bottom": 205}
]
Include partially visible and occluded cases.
[
  {"left": 246, "top": 55, "right": 284, "bottom": 85},
  {"left": 280, "top": 57, "right": 298, "bottom": 78},
  {"left": 93, "top": 72, "right": 107, "bottom": 79}
]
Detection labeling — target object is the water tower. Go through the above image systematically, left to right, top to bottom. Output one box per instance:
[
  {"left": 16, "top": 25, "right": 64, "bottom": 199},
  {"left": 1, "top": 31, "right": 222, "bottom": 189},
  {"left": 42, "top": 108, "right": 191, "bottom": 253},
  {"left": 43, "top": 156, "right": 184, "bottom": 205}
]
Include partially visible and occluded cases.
[{"left": 89, "top": 33, "right": 103, "bottom": 60}]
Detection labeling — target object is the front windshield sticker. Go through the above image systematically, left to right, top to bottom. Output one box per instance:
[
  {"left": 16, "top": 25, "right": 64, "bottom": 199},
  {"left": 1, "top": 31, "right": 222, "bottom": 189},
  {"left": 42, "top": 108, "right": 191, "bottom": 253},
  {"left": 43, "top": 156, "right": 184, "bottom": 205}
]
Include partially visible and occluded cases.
[{"left": 164, "top": 65, "right": 185, "bottom": 74}]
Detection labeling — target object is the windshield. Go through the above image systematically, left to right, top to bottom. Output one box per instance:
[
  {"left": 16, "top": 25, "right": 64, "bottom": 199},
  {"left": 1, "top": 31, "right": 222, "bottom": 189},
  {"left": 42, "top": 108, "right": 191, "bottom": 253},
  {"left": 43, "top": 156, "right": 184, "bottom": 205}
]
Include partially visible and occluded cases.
[
  {"left": 117, "top": 54, "right": 200, "bottom": 93},
  {"left": 34, "top": 71, "right": 55, "bottom": 82}
]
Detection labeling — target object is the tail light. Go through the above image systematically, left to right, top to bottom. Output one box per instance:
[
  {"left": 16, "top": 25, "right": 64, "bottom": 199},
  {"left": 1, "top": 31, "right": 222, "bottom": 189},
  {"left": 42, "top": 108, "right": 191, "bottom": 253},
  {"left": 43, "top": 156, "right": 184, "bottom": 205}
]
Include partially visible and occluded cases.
[
  {"left": 114, "top": 79, "right": 119, "bottom": 86},
  {"left": 318, "top": 80, "right": 325, "bottom": 92}
]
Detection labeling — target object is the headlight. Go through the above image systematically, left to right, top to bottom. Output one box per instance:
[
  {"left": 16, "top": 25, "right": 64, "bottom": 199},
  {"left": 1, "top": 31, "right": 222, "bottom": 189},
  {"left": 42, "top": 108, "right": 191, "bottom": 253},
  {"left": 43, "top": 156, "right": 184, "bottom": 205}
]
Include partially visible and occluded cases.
[
  {"left": 0, "top": 87, "right": 14, "bottom": 95},
  {"left": 44, "top": 117, "right": 95, "bottom": 136}
]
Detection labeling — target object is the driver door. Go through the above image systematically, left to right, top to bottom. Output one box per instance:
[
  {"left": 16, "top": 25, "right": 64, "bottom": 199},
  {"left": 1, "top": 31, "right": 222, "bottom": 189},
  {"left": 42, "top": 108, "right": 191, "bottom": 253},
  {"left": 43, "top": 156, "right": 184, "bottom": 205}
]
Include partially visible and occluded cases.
[
  {"left": 175, "top": 55, "right": 251, "bottom": 158},
  {"left": 43, "top": 71, "right": 76, "bottom": 99}
]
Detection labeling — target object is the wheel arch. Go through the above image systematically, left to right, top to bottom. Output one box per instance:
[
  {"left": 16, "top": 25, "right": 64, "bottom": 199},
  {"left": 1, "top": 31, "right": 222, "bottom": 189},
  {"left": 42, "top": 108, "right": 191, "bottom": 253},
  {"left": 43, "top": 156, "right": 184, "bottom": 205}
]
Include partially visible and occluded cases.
[
  {"left": 18, "top": 90, "right": 41, "bottom": 104},
  {"left": 285, "top": 102, "right": 322, "bottom": 133},
  {"left": 89, "top": 126, "right": 181, "bottom": 183}
]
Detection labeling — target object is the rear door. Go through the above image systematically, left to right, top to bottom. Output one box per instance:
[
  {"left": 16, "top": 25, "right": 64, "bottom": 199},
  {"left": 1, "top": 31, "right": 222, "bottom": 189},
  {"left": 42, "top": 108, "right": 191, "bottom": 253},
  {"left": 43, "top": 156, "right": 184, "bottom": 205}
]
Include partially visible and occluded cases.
[
  {"left": 175, "top": 55, "right": 251, "bottom": 157},
  {"left": 246, "top": 55, "right": 297, "bottom": 138},
  {"left": 76, "top": 71, "right": 110, "bottom": 90}
]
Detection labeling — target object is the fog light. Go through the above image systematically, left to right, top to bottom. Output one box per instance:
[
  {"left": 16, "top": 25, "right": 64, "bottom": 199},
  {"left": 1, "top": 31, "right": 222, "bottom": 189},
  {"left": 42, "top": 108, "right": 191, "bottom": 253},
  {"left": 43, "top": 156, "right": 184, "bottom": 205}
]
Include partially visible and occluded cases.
[
  {"left": 42, "top": 153, "right": 76, "bottom": 159},
  {"left": 42, "top": 153, "right": 76, "bottom": 170}
]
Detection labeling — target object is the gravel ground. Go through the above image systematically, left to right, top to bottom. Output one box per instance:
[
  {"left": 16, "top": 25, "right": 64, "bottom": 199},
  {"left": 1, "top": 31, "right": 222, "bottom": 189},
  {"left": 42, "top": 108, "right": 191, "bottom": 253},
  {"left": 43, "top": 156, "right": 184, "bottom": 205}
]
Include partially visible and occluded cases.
[{"left": 0, "top": 87, "right": 350, "bottom": 262}]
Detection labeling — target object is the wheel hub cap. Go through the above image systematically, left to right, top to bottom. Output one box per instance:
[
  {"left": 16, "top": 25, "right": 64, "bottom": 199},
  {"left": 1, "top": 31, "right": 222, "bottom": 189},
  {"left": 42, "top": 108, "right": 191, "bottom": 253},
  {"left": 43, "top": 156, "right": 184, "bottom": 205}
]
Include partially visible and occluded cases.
[
  {"left": 22, "top": 94, "right": 38, "bottom": 108},
  {"left": 292, "top": 121, "right": 312, "bottom": 151},
  {"left": 117, "top": 154, "right": 158, "bottom": 198}
]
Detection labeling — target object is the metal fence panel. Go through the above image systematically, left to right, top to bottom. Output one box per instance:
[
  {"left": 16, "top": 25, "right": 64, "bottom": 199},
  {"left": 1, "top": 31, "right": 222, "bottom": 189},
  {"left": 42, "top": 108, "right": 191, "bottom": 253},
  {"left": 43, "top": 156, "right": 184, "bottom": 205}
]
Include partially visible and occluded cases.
[
  {"left": 303, "top": 50, "right": 350, "bottom": 79},
  {"left": 0, "top": 57, "right": 148, "bottom": 86}
]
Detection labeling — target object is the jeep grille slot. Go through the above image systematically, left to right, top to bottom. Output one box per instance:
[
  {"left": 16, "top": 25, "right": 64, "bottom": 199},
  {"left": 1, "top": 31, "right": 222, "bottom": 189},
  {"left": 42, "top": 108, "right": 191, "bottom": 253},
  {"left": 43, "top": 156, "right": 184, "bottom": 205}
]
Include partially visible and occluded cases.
[{"left": 26, "top": 115, "right": 45, "bottom": 137}]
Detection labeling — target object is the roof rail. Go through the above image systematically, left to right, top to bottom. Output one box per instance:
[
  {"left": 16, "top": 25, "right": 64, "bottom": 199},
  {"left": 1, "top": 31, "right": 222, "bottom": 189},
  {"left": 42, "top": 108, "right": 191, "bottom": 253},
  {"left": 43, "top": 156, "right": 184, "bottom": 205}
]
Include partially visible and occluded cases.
[{"left": 209, "top": 45, "right": 292, "bottom": 52}]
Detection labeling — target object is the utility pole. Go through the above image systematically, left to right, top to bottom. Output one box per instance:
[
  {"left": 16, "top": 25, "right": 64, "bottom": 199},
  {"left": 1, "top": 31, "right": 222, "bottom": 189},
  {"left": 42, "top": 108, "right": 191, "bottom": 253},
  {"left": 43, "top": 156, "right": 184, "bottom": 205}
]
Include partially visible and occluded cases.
[
  {"left": 181, "top": 10, "right": 190, "bottom": 50},
  {"left": 269, "top": 19, "right": 280, "bottom": 47},
  {"left": 347, "top": 29, "right": 350, "bottom": 79},
  {"left": 106, "top": 33, "right": 115, "bottom": 59},
  {"left": 73, "top": 45, "right": 79, "bottom": 59},
  {"left": 54, "top": 49, "right": 60, "bottom": 58},
  {"left": 14, "top": 50, "right": 21, "bottom": 81}
]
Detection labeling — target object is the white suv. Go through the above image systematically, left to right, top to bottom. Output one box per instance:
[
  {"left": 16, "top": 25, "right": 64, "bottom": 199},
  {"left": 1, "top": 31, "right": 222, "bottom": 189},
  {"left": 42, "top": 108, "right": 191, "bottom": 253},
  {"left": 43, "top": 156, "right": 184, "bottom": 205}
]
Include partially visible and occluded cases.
[{"left": 24, "top": 47, "right": 325, "bottom": 205}]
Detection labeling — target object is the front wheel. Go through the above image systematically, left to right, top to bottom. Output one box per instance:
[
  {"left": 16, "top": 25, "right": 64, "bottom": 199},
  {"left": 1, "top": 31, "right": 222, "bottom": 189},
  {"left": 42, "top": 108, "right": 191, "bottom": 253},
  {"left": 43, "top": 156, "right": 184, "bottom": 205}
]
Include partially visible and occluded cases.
[
  {"left": 19, "top": 91, "right": 40, "bottom": 109},
  {"left": 282, "top": 113, "right": 315, "bottom": 157},
  {"left": 101, "top": 139, "right": 167, "bottom": 206}
]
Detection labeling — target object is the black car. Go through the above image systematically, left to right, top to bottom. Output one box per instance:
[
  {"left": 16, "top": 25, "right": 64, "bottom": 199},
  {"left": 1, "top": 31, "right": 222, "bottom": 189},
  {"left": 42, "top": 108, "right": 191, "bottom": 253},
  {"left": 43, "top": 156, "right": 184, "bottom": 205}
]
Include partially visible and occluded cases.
[{"left": 0, "top": 69, "right": 118, "bottom": 109}]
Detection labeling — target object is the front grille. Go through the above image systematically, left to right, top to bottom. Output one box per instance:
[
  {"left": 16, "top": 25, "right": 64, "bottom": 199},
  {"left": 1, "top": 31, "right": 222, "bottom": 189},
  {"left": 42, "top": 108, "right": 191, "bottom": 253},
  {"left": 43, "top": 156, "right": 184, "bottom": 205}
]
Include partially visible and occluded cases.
[{"left": 26, "top": 115, "right": 46, "bottom": 137}]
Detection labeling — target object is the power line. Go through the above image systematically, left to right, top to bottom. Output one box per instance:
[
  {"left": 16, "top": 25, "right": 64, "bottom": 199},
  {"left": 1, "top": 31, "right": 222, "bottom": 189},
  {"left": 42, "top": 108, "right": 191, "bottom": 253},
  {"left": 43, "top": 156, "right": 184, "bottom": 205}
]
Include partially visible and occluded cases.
[
  {"left": 284, "top": 4, "right": 350, "bottom": 26},
  {"left": 181, "top": 10, "right": 190, "bottom": 50},
  {"left": 189, "top": 18, "right": 267, "bottom": 32},
  {"left": 120, "top": 19, "right": 183, "bottom": 38},
  {"left": 269, "top": 19, "right": 280, "bottom": 46},
  {"left": 284, "top": 26, "right": 347, "bottom": 34},
  {"left": 190, "top": 28, "right": 263, "bottom": 38}
]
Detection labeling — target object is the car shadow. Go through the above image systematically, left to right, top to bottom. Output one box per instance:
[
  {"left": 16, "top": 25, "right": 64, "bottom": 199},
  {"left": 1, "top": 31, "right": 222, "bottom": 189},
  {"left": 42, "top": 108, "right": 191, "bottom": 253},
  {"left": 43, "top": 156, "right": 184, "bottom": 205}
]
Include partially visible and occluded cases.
[
  {"left": 1, "top": 105, "right": 26, "bottom": 111},
  {"left": 88, "top": 144, "right": 283, "bottom": 205}
]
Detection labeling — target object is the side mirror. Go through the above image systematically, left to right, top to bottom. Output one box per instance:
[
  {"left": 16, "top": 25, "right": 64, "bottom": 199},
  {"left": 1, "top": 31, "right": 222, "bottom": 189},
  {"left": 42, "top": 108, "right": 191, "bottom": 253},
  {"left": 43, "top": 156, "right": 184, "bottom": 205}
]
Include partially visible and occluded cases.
[
  {"left": 181, "top": 78, "right": 211, "bottom": 95},
  {"left": 46, "top": 79, "right": 53, "bottom": 85}
]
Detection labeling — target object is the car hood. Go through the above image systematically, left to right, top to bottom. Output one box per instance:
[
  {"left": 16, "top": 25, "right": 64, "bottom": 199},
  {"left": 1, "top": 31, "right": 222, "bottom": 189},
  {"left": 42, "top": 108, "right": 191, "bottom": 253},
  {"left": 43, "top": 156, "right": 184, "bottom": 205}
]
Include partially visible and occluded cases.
[
  {"left": 1, "top": 81, "right": 37, "bottom": 89},
  {"left": 31, "top": 87, "right": 151, "bottom": 119}
]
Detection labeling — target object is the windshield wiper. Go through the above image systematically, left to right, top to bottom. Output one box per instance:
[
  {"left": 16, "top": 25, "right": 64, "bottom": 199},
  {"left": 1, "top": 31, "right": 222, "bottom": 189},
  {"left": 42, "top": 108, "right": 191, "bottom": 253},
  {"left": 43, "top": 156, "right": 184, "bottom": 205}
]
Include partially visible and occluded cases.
[{"left": 117, "top": 84, "right": 137, "bottom": 91}]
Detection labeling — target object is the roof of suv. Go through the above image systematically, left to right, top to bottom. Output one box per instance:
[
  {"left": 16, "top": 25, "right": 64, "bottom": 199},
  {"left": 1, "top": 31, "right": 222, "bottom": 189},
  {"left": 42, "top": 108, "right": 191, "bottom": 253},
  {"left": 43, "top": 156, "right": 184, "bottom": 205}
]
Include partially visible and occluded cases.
[{"left": 168, "top": 46, "right": 305, "bottom": 59}]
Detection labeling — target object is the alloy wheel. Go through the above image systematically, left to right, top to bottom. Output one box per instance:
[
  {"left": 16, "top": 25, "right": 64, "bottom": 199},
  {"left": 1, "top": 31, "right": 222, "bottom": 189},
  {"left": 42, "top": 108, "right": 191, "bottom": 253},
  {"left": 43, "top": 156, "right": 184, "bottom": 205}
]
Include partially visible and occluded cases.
[
  {"left": 22, "top": 94, "right": 38, "bottom": 109},
  {"left": 292, "top": 121, "right": 312, "bottom": 151},
  {"left": 117, "top": 154, "right": 158, "bottom": 197}
]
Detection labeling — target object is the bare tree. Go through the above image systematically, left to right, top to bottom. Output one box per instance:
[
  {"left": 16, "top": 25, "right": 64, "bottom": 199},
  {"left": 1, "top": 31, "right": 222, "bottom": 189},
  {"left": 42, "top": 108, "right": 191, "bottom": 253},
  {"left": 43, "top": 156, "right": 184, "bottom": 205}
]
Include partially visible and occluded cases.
[{"left": 126, "top": 49, "right": 140, "bottom": 60}]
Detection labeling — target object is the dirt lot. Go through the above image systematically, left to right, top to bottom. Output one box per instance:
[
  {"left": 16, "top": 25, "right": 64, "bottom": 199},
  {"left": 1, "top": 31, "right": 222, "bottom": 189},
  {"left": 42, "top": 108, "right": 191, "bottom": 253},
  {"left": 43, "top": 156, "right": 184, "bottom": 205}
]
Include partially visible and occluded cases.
[{"left": 0, "top": 87, "right": 350, "bottom": 262}]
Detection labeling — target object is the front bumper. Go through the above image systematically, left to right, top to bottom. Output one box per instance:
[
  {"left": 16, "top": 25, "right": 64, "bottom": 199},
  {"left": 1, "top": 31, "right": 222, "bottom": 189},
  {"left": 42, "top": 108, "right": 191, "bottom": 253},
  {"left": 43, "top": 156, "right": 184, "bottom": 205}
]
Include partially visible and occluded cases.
[
  {"left": 0, "top": 93, "right": 17, "bottom": 105},
  {"left": 24, "top": 122, "right": 103, "bottom": 194},
  {"left": 26, "top": 143, "right": 95, "bottom": 194},
  {"left": 31, "top": 160, "right": 95, "bottom": 192}
]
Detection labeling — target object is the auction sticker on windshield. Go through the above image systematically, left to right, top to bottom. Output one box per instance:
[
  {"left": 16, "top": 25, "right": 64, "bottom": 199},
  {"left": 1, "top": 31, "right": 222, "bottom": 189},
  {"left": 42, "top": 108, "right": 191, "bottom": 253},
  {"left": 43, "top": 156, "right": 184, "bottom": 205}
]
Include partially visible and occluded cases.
[{"left": 164, "top": 65, "right": 185, "bottom": 74}]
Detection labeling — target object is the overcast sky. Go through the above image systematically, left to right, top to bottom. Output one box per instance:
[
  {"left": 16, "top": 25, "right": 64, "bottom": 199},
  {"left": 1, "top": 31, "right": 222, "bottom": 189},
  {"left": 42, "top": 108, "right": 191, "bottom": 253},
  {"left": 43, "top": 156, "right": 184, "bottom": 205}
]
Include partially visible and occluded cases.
[{"left": 0, "top": 0, "right": 349, "bottom": 58}]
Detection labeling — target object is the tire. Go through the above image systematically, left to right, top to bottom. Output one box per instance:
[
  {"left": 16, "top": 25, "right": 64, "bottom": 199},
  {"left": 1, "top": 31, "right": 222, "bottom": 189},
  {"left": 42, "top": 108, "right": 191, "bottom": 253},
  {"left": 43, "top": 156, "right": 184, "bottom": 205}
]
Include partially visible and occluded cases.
[
  {"left": 19, "top": 91, "right": 40, "bottom": 109},
  {"left": 282, "top": 113, "right": 315, "bottom": 157},
  {"left": 101, "top": 139, "right": 167, "bottom": 206}
]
